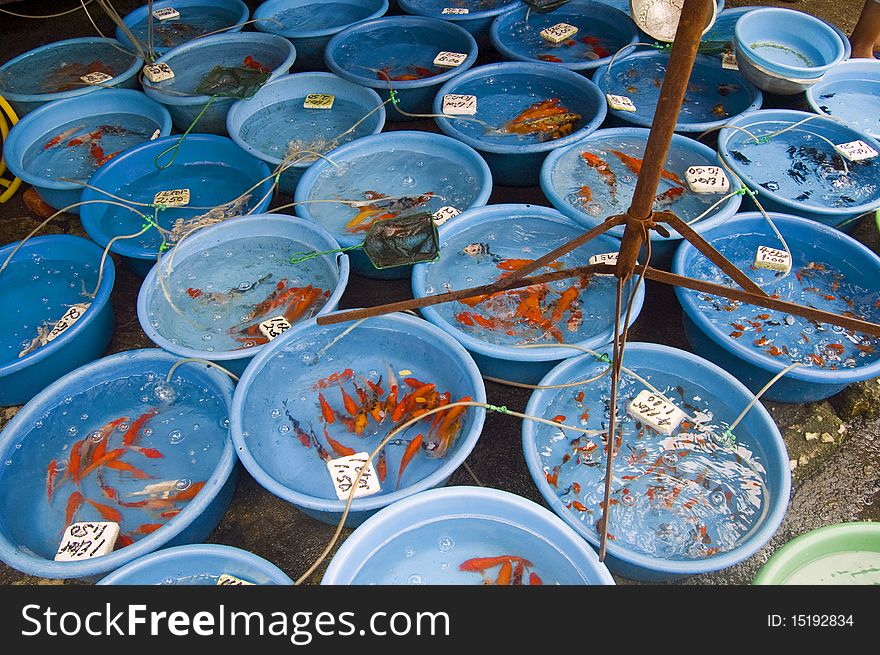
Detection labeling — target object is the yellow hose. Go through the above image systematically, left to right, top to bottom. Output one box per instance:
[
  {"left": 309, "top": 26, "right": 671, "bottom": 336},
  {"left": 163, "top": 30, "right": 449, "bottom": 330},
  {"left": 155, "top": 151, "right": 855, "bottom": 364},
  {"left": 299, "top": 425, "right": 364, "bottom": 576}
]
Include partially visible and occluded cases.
[{"left": 0, "top": 93, "right": 22, "bottom": 203}]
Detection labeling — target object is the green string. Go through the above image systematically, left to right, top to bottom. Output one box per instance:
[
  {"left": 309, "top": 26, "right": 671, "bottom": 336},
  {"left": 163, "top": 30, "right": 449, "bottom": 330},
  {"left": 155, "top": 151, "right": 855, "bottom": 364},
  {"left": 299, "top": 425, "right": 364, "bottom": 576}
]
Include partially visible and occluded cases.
[
  {"left": 651, "top": 42, "right": 672, "bottom": 52},
  {"left": 389, "top": 89, "right": 399, "bottom": 107},
  {"left": 154, "top": 95, "right": 217, "bottom": 170},
  {"left": 736, "top": 186, "right": 757, "bottom": 198},
  {"left": 289, "top": 243, "right": 363, "bottom": 265},
  {"left": 595, "top": 353, "right": 611, "bottom": 364},
  {"left": 486, "top": 404, "right": 510, "bottom": 415},
  {"left": 720, "top": 429, "right": 737, "bottom": 446}
]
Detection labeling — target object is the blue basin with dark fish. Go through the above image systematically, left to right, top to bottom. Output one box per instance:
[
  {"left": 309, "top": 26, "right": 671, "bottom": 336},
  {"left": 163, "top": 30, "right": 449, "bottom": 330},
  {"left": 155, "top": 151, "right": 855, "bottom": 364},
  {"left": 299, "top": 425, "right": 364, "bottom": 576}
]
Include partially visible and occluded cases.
[
  {"left": 399, "top": 0, "right": 519, "bottom": 44},
  {"left": 806, "top": 59, "right": 880, "bottom": 141},
  {"left": 718, "top": 109, "right": 880, "bottom": 228},
  {"left": 673, "top": 212, "right": 880, "bottom": 403},
  {"left": 230, "top": 311, "right": 486, "bottom": 527},
  {"left": 523, "top": 342, "right": 791, "bottom": 581},
  {"left": 0, "top": 349, "right": 237, "bottom": 579},
  {"left": 322, "top": 486, "right": 615, "bottom": 584}
]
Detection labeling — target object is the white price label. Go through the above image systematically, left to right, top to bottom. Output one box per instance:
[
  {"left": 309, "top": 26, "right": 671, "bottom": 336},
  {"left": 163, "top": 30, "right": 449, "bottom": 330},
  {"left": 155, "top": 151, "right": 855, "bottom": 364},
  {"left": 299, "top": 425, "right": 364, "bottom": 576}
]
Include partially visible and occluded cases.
[
  {"left": 152, "top": 7, "right": 180, "bottom": 20},
  {"left": 441, "top": 7, "right": 469, "bottom": 14},
  {"left": 540, "top": 22, "right": 578, "bottom": 44},
  {"left": 433, "top": 51, "right": 468, "bottom": 68},
  {"left": 721, "top": 52, "right": 738, "bottom": 70},
  {"left": 143, "top": 62, "right": 174, "bottom": 83},
  {"left": 80, "top": 72, "right": 114, "bottom": 85},
  {"left": 304, "top": 93, "right": 335, "bottom": 109},
  {"left": 442, "top": 93, "right": 477, "bottom": 115},
  {"left": 606, "top": 94, "right": 636, "bottom": 112},
  {"left": 150, "top": 128, "right": 161, "bottom": 140},
  {"left": 834, "top": 140, "right": 878, "bottom": 162},
  {"left": 685, "top": 165, "right": 730, "bottom": 194},
  {"left": 153, "top": 188, "right": 190, "bottom": 206},
  {"left": 432, "top": 206, "right": 460, "bottom": 226},
  {"left": 754, "top": 245, "right": 791, "bottom": 273},
  {"left": 589, "top": 251, "right": 618, "bottom": 275},
  {"left": 46, "top": 304, "right": 90, "bottom": 343},
  {"left": 258, "top": 316, "right": 292, "bottom": 340},
  {"left": 627, "top": 389, "right": 685, "bottom": 436},
  {"left": 327, "top": 452, "right": 381, "bottom": 500},
  {"left": 55, "top": 522, "right": 120, "bottom": 561},
  {"left": 217, "top": 574, "right": 254, "bottom": 586}
]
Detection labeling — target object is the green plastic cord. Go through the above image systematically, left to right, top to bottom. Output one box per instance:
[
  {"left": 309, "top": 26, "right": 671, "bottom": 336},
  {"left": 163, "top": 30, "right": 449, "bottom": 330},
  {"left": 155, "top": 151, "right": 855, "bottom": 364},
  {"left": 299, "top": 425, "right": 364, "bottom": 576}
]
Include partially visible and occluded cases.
[
  {"left": 154, "top": 95, "right": 217, "bottom": 170},
  {"left": 289, "top": 243, "right": 363, "bottom": 265},
  {"left": 595, "top": 353, "right": 611, "bottom": 363},
  {"left": 486, "top": 404, "right": 510, "bottom": 415}
]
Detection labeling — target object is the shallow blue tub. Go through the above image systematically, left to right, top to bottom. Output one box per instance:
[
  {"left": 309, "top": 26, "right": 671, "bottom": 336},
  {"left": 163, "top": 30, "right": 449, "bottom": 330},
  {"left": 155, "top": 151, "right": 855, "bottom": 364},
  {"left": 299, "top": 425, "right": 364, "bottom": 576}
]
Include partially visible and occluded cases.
[
  {"left": 116, "top": 0, "right": 250, "bottom": 56},
  {"left": 254, "top": 0, "right": 389, "bottom": 71},
  {"left": 399, "top": 0, "right": 518, "bottom": 44},
  {"left": 490, "top": 0, "right": 639, "bottom": 74},
  {"left": 325, "top": 15, "right": 479, "bottom": 121},
  {"left": 142, "top": 32, "right": 296, "bottom": 134},
  {"left": 0, "top": 37, "right": 142, "bottom": 117},
  {"left": 592, "top": 51, "right": 762, "bottom": 134},
  {"left": 807, "top": 59, "right": 880, "bottom": 140},
  {"left": 434, "top": 61, "right": 607, "bottom": 186},
  {"left": 227, "top": 71, "right": 386, "bottom": 194},
  {"left": 2, "top": 89, "right": 172, "bottom": 213},
  {"left": 718, "top": 109, "right": 880, "bottom": 228},
  {"left": 541, "top": 127, "right": 743, "bottom": 266},
  {"left": 294, "top": 130, "right": 492, "bottom": 279},
  {"left": 80, "top": 134, "right": 274, "bottom": 276},
  {"left": 412, "top": 203, "right": 644, "bottom": 384},
  {"left": 673, "top": 212, "right": 880, "bottom": 403},
  {"left": 137, "top": 214, "right": 350, "bottom": 376},
  {"left": 0, "top": 236, "right": 115, "bottom": 407},
  {"left": 230, "top": 311, "right": 486, "bottom": 527},
  {"left": 523, "top": 342, "right": 791, "bottom": 581},
  {"left": 0, "top": 349, "right": 237, "bottom": 579},
  {"left": 322, "top": 486, "right": 615, "bottom": 584},
  {"left": 98, "top": 544, "right": 292, "bottom": 585}
]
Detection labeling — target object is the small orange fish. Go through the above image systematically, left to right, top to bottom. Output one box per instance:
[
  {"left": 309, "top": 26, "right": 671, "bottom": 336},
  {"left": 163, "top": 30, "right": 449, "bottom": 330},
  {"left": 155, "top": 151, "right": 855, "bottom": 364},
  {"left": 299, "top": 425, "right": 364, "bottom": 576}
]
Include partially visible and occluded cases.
[
  {"left": 537, "top": 54, "right": 563, "bottom": 63},
  {"left": 243, "top": 55, "right": 270, "bottom": 74},
  {"left": 711, "top": 103, "right": 727, "bottom": 117},
  {"left": 609, "top": 149, "right": 683, "bottom": 184},
  {"left": 581, "top": 151, "right": 617, "bottom": 193},
  {"left": 578, "top": 185, "right": 593, "bottom": 204},
  {"left": 808, "top": 353, "right": 826, "bottom": 367},
  {"left": 312, "top": 368, "right": 355, "bottom": 390},
  {"left": 340, "top": 387, "right": 359, "bottom": 417},
  {"left": 318, "top": 392, "right": 335, "bottom": 424},
  {"left": 122, "top": 410, "right": 158, "bottom": 447},
  {"left": 324, "top": 426, "right": 356, "bottom": 457},
  {"left": 397, "top": 434, "right": 423, "bottom": 488},
  {"left": 79, "top": 447, "right": 126, "bottom": 479},
  {"left": 376, "top": 449, "right": 387, "bottom": 483},
  {"left": 46, "top": 459, "right": 59, "bottom": 503},
  {"left": 105, "top": 459, "right": 152, "bottom": 479},
  {"left": 545, "top": 465, "right": 559, "bottom": 488},
  {"left": 64, "top": 491, "right": 84, "bottom": 528},
  {"left": 86, "top": 498, "right": 122, "bottom": 523},
  {"left": 132, "top": 523, "right": 164, "bottom": 536},
  {"left": 115, "top": 534, "right": 134, "bottom": 548},
  {"left": 459, "top": 556, "right": 532, "bottom": 572},
  {"left": 496, "top": 560, "right": 512, "bottom": 585},
  {"left": 529, "top": 572, "right": 543, "bottom": 585}
]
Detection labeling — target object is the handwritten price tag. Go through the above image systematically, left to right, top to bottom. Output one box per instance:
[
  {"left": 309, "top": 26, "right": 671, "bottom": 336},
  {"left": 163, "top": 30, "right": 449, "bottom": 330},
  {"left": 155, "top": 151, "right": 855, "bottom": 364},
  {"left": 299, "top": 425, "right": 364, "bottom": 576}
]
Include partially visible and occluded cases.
[
  {"left": 152, "top": 7, "right": 180, "bottom": 20},
  {"left": 441, "top": 7, "right": 469, "bottom": 14},
  {"left": 540, "top": 22, "right": 578, "bottom": 44},
  {"left": 434, "top": 51, "right": 468, "bottom": 68},
  {"left": 721, "top": 52, "right": 738, "bottom": 70},
  {"left": 143, "top": 62, "right": 174, "bottom": 83},
  {"left": 80, "top": 72, "right": 114, "bottom": 85},
  {"left": 304, "top": 93, "right": 335, "bottom": 109},
  {"left": 442, "top": 93, "right": 477, "bottom": 115},
  {"left": 606, "top": 94, "right": 636, "bottom": 112},
  {"left": 150, "top": 129, "right": 161, "bottom": 140},
  {"left": 834, "top": 140, "right": 878, "bottom": 162},
  {"left": 685, "top": 165, "right": 730, "bottom": 194},
  {"left": 153, "top": 188, "right": 190, "bottom": 207},
  {"left": 432, "top": 206, "right": 460, "bottom": 226},
  {"left": 754, "top": 245, "right": 791, "bottom": 273},
  {"left": 589, "top": 251, "right": 619, "bottom": 275},
  {"left": 46, "top": 304, "right": 90, "bottom": 343},
  {"left": 258, "top": 316, "right": 291, "bottom": 341},
  {"left": 627, "top": 389, "right": 685, "bottom": 435},
  {"left": 327, "top": 452, "right": 381, "bottom": 500},
  {"left": 55, "top": 522, "right": 120, "bottom": 561},
  {"left": 217, "top": 574, "right": 254, "bottom": 586}
]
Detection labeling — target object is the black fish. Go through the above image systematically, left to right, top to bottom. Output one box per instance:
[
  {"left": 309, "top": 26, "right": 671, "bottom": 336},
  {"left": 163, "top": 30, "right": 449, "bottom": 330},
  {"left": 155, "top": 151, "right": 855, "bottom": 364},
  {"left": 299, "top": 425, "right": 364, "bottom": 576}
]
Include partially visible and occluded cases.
[
  {"left": 819, "top": 93, "right": 836, "bottom": 99},
  {"left": 730, "top": 150, "right": 752, "bottom": 165},
  {"left": 787, "top": 161, "right": 809, "bottom": 185},
  {"left": 794, "top": 191, "right": 812, "bottom": 201}
]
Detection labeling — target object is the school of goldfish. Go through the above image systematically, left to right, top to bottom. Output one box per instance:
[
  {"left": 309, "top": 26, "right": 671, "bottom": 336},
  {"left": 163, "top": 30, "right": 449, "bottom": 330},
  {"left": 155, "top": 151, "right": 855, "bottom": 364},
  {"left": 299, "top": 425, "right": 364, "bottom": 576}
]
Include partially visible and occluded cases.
[
  {"left": 535, "top": 34, "right": 611, "bottom": 64},
  {"left": 495, "top": 97, "right": 582, "bottom": 142},
  {"left": 42, "top": 123, "right": 129, "bottom": 167},
  {"left": 578, "top": 149, "right": 686, "bottom": 210},
  {"left": 343, "top": 190, "right": 435, "bottom": 233},
  {"left": 459, "top": 555, "right": 543, "bottom": 585}
]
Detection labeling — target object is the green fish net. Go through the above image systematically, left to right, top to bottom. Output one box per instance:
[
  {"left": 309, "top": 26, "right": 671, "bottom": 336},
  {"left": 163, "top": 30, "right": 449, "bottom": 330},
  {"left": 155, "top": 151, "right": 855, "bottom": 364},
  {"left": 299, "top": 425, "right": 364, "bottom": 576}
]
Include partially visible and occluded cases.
[
  {"left": 521, "top": 0, "right": 573, "bottom": 13},
  {"left": 195, "top": 66, "right": 271, "bottom": 99},
  {"left": 363, "top": 211, "right": 440, "bottom": 270}
]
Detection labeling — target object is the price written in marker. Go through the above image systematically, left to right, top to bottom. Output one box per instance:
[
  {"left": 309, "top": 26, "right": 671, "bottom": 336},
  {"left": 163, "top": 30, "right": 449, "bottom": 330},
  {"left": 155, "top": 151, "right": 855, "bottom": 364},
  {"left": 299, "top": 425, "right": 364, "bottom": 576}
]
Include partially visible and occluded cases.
[
  {"left": 152, "top": 7, "right": 180, "bottom": 20},
  {"left": 441, "top": 7, "right": 469, "bottom": 14},
  {"left": 540, "top": 22, "right": 578, "bottom": 44},
  {"left": 434, "top": 51, "right": 468, "bottom": 68},
  {"left": 721, "top": 52, "right": 738, "bottom": 70},
  {"left": 143, "top": 62, "right": 174, "bottom": 83},
  {"left": 80, "top": 72, "right": 114, "bottom": 86},
  {"left": 303, "top": 93, "right": 335, "bottom": 109},
  {"left": 442, "top": 93, "right": 477, "bottom": 115},
  {"left": 606, "top": 94, "right": 636, "bottom": 112},
  {"left": 834, "top": 140, "right": 878, "bottom": 162},
  {"left": 685, "top": 165, "right": 730, "bottom": 194},
  {"left": 153, "top": 188, "right": 190, "bottom": 207},
  {"left": 432, "top": 206, "right": 460, "bottom": 226},
  {"left": 754, "top": 245, "right": 791, "bottom": 273},
  {"left": 46, "top": 304, "right": 90, "bottom": 344},
  {"left": 258, "top": 316, "right": 292, "bottom": 341},
  {"left": 627, "top": 390, "right": 685, "bottom": 436},
  {"left": 327, "top": 452, "right": 381, "bottom": 500},
  {"left": 55, "top": 522, "right": 120, "bottom": 561},
  {"left": 217, "top": 574, "right": 255, "bottom": 586}
]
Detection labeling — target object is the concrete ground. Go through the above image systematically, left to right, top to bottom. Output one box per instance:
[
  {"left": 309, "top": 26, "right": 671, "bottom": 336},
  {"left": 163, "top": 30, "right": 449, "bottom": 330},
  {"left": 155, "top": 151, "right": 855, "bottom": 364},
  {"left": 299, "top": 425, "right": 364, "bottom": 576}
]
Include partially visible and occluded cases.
[{"left": 0, "top": 0, "right": 877, "bottom": 585}]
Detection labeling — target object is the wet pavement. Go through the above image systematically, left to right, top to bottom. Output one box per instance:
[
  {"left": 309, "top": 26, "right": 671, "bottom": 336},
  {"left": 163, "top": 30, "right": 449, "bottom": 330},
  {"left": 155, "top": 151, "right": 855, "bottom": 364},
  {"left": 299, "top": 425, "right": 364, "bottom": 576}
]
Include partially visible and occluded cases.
[{"left": 0, "top": 0, "right": 877, "bottom": 585}]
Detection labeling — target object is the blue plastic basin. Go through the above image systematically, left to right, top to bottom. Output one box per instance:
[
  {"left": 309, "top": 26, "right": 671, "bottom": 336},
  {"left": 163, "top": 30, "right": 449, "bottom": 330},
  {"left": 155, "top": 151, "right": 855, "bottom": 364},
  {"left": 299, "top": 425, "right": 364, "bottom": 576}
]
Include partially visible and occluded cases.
[
  {"left": 116, "top": 0, "right": 250, "bottom": 56},
  {"left": 254, "top": 0, "right": 389, "bottom": 71},
  {"left": 399, "top": 0, "right": 519, "bottom": 44},
  {"left": 490, "top": 0, "right": 639, "bottom": 74},
  {"left": 325, "top": 16, "right": 479, "bottom": 121},
  {"left": 142, "top": 32, "right": 296, "bottom": 134},
  {"left": 0, "top": 37, "right": 142, "bottom": 117},
  {"left": 592, "top": 51, "right": 762, "bottom": 134},
  {"left": 807, "top": 59, "right": 880, "bottom": 140},
  {"left": 434, "top": 61, "right": 607, "bottom": 186},
  {"left": 227, "top": 71, "right": 386, "bottom": 194},
  {"left": 2, "top": 89, "right": 172, "bottom": 213},
  {"left": 718, "top": 109, "right": 880, "bottom": 228},
  {"left": 541, "top": 127, "right": 743, "bottom": 266},
  {"left": 294, "top": 130, "right": 492, "bottom": 279},
  {"left": 80, "top": 134, "right": 274, "bottom": 276},
  {"left": 412, "top": 203, "right": 645, "bottom": 384},
  {"left": 673, "top": 212, "right": 880, "bottom": 403},
  {"left": 137, "top": 214, "right": 350, "bottom": 376},
  {"left": 0, "top": 236, "right": 115, "bottom": 407},
  {"left": 231, "top": 311, "right": 486, "bottom": 527},
  {"left": 523, "top": 342, "right": 791, "bottom": 581},
  {"left": 0, "top": 349, "right": 237, "bottom": 579},
  {"left": 322, "top": 486, "right": 615, "bottom": 584},
  {"left": 98, "top": 544, "right": 292, "bottom": 584}
]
